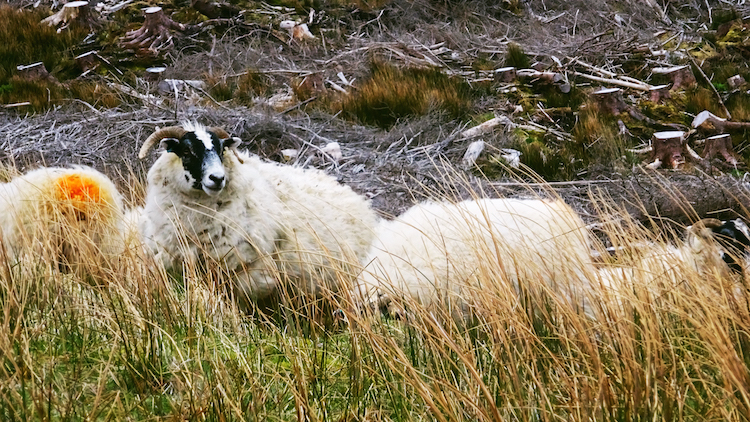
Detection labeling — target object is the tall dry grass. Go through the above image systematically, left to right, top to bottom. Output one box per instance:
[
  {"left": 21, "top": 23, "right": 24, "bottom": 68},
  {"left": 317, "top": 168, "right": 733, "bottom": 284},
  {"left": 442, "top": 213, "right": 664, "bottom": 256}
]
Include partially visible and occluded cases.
[{"left": 0, "top": 174, "right": 749, "bottom": 421}]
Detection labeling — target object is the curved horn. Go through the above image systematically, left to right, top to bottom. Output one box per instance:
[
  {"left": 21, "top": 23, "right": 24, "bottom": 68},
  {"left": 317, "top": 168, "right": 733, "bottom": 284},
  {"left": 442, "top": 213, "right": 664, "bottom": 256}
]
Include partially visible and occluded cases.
[
  {"left": 138, "top": 126, "right": 187, "bottom": 159},
  {"left": 208, "top": 127, "right": 231, "bottom": 139},
  {"left": 693, "top": 218, "right": 724, "bottom": 230}
]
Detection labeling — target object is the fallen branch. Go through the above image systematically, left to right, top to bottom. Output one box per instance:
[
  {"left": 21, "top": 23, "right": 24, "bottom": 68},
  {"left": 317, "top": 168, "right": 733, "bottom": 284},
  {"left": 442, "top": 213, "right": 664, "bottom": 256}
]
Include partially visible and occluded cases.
[{"left": 572, "top": 71, "right": 653, "bottom": 91}]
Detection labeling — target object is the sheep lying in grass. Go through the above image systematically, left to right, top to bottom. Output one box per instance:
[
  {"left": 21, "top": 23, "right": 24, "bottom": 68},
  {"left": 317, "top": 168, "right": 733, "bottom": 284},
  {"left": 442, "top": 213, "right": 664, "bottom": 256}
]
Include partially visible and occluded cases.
[
  {"left": 137, "top": 122, "right": 378, "bottom": 308},
  {"left": 0, "top": 166, "right": 127, "bottom": 276},
  {"left": 353, "top": 197, "right": 597, "bottom": 319},
  {"left": 596, "top": 218, "right": 750, "bottom": 308}
]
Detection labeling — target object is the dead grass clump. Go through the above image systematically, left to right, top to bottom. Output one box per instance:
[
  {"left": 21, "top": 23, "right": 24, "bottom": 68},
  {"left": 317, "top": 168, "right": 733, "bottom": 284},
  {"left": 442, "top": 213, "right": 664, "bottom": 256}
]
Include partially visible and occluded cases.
[
  {"left": 339, "top": 61, "right": 473, "bottom": 129},
  {"left": 205, "top": 70, "right": 273, "bottom": 104},
  {"left": 0, "top": 76, "right": 66, "bottom": 109},
  {"left": 68, "top": 80, "right": 122, "bottom": 109},
  {"left": 684, "top": 86, "right": 725, "bottom": 117},
  {"left": 572, "top": 101, "right": 625, "bottom": 168}
]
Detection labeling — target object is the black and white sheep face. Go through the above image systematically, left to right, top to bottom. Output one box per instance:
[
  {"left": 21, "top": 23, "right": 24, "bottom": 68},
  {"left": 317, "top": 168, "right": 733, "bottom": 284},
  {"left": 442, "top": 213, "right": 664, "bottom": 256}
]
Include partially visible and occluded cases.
[
  {"left": 160, "top": 127, "right": 240, "bottom": 197},
  {"left": 711, "top": 218, "right": 750, "bottom": 274}
]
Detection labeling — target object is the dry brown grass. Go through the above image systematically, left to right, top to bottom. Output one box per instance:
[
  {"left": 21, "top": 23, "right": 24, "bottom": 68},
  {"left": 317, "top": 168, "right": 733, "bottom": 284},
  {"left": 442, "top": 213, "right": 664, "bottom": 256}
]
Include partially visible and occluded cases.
[
  {"left": 338, "top": 61, "right": 473, "bottom": 129},
  {"left": 0, "top": 170, "right": 750, "bottom": 420}
]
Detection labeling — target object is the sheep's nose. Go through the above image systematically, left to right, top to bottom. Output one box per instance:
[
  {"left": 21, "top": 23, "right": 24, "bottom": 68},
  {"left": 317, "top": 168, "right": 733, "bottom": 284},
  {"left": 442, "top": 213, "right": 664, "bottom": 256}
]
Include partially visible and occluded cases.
[{"left": 208, "top": 174, "right": 224, "bottom": 185}]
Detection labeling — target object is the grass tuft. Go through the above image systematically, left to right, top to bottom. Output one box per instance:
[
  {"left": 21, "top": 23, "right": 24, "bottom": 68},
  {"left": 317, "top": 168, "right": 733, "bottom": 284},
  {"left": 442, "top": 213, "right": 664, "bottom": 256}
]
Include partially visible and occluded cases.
[{"left": 339, "top": 61, "right": 473, "bottom": 129}]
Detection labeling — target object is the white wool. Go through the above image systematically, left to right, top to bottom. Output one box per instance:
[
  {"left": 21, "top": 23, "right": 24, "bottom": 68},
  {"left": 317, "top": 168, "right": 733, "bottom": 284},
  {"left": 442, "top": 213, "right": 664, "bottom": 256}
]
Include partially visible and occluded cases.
[
  {"left": 139, "top": 134, "right": 378, "bottom": 306},
  {"left": 0, "top": 166, "right": 127, "bottom": 271},
  {"left": 353, "top": 197, "right": 596, "bottom": 319}
]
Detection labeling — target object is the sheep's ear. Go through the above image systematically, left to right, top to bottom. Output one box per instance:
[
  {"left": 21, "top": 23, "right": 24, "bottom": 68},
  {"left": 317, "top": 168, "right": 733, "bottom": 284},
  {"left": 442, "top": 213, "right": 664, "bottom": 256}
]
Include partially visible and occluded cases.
[
  {"left": 222, "top": 136, "right": 242, "bottom": 149},
  {"left": 223, "top": 136, "right": 244, "bottom": 163},
  {"left": 159, "top": 138, "right": 181, "bottom": 154}
]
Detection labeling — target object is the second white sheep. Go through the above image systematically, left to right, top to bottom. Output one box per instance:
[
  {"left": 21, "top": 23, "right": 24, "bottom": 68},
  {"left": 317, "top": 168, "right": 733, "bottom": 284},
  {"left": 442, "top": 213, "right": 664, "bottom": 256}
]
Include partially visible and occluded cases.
[{"left": 353, "top": 197, "right": 597, "bottom": 319}]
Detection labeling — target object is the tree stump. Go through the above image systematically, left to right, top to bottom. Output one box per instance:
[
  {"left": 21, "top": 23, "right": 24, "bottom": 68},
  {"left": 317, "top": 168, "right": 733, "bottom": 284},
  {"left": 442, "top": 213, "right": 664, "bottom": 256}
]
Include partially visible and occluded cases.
[
  {"left": 42, "top": 1, "right": 99, "bottom": 31},
  {"left": 120, "top": 7, "right": 186, "bottom": 55},
  {"left": 280, "top": 20, "right": 315, "bottom": 41},
  {"left": 75, "top": 51, "right": 99, "bottom": 72},
  {"left": 16, "top": 62, "right": 60, "bottom": 84},
  {"left": 651, "top": 65, "right": 696, "bottom": 90},
  {"left": 145, "top": 66, "right": 167, "bottom": 81},
  {"left": 493, "top": 67, "right": 516, "bottom": 83},
  {"left": 516, "top": 69, "right": 569, "bottom": 93},
  {"left": 292, "top": 73, "right": 326, "bottom": 101},
  {"left": 728, "top": 74, "right": 747, "bottom": 90},
  {"left": 648, "top": 84, "right": 671, "bottom": 102},
  {"left": 591, "top": 87, "right": 628, "bottom": 115},
  {"left": 692, "top": 110, "right": 750, "bottom": 136},
  {"left": 646, "top": 131, "right": 701, "bottom": 169},
  {"left": 703, "top": 133, "right": 741, "bottom": 168}
]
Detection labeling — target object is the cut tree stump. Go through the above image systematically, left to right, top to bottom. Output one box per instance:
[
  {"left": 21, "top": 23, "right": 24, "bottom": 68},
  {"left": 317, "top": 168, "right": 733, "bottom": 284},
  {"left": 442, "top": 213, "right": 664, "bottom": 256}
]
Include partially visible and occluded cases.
[
  {"left": 42, "top": 1, "right": 99, "bottom": 30},
  {"left": 120, "top": 7, "right": 186, "bottom": 54},
  {"left": 280, "top": 20, "right": 315, "bottom": 41},
  {"left": 75, "top": 51, "right": 98, "bottom": 72},
  {"left": 16, "top": 62, "right": 60, "bottom": 84},
  {"left": 651, "top": 65, "right": 696, "bottom": 90},
  {"left": 493, "top": 66, "right": 516, "bottom": 83},
  {"left": 516, "top": 69, "right": 569, "bottom": 92},
  {"left": 728, "top": 74, "right": 747, "bottom": 90},
  {"left": 648, "top": 84, "right": 671, "bottom": 102},
  {"left": 591, "top": 87, "right": 628, "bottom": 115},
  {"left": 692, "top": 110, "right": 750, "bottom": 136},
  {"left": 644, "top": 131, "right": 702, "bottom": 169},
  {"left": 703, "top": 133, "right": 741, "bottom": 168}
]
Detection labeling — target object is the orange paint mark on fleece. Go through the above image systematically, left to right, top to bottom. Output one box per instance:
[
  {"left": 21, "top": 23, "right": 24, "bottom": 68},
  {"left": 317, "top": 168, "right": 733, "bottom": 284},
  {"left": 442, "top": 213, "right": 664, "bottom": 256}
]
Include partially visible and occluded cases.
[{"left": 54, "top": 173, "right": 103, "bottom": 204}]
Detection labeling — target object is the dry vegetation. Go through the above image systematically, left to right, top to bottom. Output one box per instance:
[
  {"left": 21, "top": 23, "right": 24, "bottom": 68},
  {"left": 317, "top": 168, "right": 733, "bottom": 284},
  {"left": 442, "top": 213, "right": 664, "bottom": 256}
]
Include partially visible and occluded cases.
[{"left": 3, "top": 0, "right": 750, "bottom": 420}]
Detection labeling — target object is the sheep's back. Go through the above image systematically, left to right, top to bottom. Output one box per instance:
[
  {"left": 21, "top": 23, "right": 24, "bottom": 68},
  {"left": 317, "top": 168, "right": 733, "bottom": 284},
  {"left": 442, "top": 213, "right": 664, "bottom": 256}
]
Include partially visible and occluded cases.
[
  {"left": 251, "top": 157, "right": 378, "bottom": 292},
  {"left": 0, "top": 167, "right": 126, "bottom": 267},
  {"left": 355, "top": 197, "right": 594, "bottom": 313}
]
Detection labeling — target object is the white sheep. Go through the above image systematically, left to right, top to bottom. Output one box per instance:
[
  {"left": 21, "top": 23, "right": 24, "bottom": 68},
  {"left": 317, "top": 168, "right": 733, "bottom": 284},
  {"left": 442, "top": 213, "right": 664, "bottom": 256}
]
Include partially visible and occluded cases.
[
  {"left": 137, "top": 122, "right": 378, "bottom": 308},
  {"left": 0, "top": 166, "right": 127, "bottom": 275},
  {"left": 352, "top": 197, "right": 597, "bottom": 319},
  {"left": 596, "top": 218, "right": 750, "bottom": 308}
]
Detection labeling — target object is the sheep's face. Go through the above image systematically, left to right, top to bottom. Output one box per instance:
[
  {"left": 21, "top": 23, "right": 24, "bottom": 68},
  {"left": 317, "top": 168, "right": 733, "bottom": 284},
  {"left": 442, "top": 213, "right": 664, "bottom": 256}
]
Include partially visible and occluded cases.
[
  {"left": 160, "top": 126, "right": 240, "bottom": 197},
  {"left": 689, "top": 218, "right": 750, "bottom": 275},
  {"left": 711, "top": 218, "right": 750, "bottom": 274}
]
